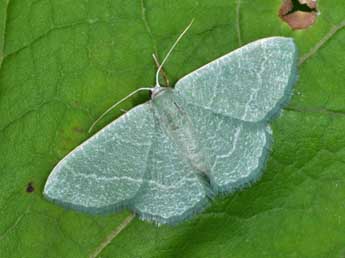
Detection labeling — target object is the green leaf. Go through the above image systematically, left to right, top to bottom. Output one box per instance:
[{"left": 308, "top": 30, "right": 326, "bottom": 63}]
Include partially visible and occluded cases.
[{"left": 1, "top": 0, "right": 345, "bottom": 257}]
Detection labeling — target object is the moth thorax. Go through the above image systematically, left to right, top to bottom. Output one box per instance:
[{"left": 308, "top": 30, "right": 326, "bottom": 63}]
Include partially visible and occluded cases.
[{"left": 152, "top": 90, "right": 210, "bottom": 174}]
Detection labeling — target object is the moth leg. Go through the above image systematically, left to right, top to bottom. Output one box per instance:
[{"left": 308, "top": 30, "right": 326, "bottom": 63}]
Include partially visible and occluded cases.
[{"left": 152, "top": 53, "right": 170, "bottom": 87}]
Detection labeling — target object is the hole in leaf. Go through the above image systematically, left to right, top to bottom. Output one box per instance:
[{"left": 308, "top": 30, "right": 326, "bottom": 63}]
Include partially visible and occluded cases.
[
  {"left": 279, "top": 0, "right": 318, "bottom": 30},
  {"left": 26, "top": 182, "right": 35, "bottom": 193}
]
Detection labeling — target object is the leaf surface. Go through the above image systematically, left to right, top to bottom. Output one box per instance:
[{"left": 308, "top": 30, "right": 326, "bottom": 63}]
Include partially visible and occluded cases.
[{"left": 1, "top": 1, "right": 345, "bottom": 257}]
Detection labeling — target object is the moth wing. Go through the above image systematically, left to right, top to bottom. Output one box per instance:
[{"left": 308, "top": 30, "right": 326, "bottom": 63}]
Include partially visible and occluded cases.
[
  {"left": 174, "top": 37, "right": 298, "bottom": 122},
  {"left": 175, "top": 95, "right": 271, "bottom": 193},
  {"left": 44, "top": 103, "right": 155, "bottom": 213},
  {"left": 131, "top": 122, "right": 210, "bottom": 225}
]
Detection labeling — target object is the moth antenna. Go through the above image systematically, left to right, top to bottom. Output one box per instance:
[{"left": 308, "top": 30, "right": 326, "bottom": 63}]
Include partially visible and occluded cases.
[
  {"left": 155, "top": 19, "right": 194, "bottom": 86},
  {"left": 89, "top": 20, "right": 194, "bottom": 133},
  {"left": 152, "top": 53, "right": 170, "bottom": 86},
  {"left": 88, "top": 87, "right": 152, "bottom": 134}
]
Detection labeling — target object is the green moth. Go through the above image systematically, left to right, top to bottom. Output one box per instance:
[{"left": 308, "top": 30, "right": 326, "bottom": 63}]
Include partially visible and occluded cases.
[{"left": 44, "top": 28, "right": 298, "bottom": 225}]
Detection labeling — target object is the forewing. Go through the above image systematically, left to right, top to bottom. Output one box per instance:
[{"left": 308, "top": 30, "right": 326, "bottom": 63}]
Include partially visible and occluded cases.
[
  {"left": 174, "top": 37, "right": 298, "bottom": 122},
  {"left": 176, "top": 96, "right": 271, "bottom": 193},
  {"left": 44, "top": 103, "right": 155, "bottom": 213},
  {"left": 132, "top": 122, "right": 210, "bottom": 225}
]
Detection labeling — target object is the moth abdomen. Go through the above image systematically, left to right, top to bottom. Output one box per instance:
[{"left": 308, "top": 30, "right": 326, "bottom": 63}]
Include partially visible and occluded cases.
[{"left": 152, "top": 90, "right": 210, "bottom": 174}]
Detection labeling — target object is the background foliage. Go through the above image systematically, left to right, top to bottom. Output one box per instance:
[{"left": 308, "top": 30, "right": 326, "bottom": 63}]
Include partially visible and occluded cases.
[{"left": 1, "top": 0, "right": 345, "bottom": 257}]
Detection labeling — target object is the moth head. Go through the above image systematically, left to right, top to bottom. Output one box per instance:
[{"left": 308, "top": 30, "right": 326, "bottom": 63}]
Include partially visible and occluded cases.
[{"left": 150, "top": 85, "right": 168, "bottom": 99}]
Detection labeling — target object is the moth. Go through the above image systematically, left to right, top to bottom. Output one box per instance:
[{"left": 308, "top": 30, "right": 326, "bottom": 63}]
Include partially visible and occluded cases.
[{"left": 44, "top": 23, "right": 298, "bottom": 225}]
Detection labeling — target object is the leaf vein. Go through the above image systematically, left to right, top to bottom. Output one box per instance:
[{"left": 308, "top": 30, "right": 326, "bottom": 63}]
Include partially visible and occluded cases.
[
  {"left": 0, "top": 0, "right": 10, "bottom": 71},
  {"left": 140, "top": 0, "right": 158, "bottom": 55},
  {"left": 235, "top": 0, "right": 242, "bottom": 46},
  {"left": 299, "top": 20, "right": 345, "bottom": 65},
  {"left": 89, "top": 213, "right": 136, "bottom": 258}
]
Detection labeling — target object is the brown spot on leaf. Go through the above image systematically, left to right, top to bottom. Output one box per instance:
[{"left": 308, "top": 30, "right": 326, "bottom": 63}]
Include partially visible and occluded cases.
[
  {"left": 279, "top": 0, "right": 318, "bottom": 30},
  {"left": 73, "top": 100, "right": 81, "bottom": 107},
  {"left": 73, "top": 127, "right": 85, "bottom": 134},
  {"left": 26, "top": 182, "right": 34, "bottom": 193}
]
